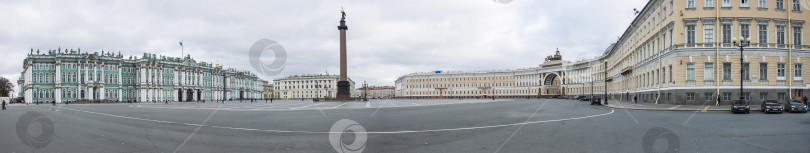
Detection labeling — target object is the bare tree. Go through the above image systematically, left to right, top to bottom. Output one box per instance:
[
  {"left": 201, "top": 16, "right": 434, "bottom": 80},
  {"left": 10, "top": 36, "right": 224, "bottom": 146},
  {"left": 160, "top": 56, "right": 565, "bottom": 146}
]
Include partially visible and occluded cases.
[{"left": 0, "top": 77, "right": 14, "bottom": 97}]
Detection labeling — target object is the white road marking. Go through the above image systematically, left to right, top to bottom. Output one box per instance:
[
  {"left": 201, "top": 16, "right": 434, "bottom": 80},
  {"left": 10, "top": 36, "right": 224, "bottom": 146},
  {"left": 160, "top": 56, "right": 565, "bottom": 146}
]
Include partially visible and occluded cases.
[
  {"left": 495, "top": 100, "right": 548, "bottom": 153},
  {"left": 365, "top": 102, "right": 371, "bottom": 108},
  {"left": 401, "top": 102, "right": 421, "bottom": 106},
  {"left": 290, "top": 103, "right": 325, "bottom": 110},
  {"left": 331, "top": 103, "right": 348, "bottom": 109},
  {"left": 174, "top": 104, "right": 222, "bottom": 153},
  {"left": 668, "top": 105, "right": 682, "bottom": 109},
  {"left": 683, "top": 105, "right": 710, "bottom": 126},
  {"left": 682, "top": 110, "right": 699, "bottom": 126}
]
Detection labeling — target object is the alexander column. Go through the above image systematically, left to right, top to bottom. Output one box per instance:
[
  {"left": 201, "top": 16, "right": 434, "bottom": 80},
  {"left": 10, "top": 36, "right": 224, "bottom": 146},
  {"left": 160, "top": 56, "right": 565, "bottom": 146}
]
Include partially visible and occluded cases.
[{"left": 336, "top": 9, "right": 351, "bottom": 100}]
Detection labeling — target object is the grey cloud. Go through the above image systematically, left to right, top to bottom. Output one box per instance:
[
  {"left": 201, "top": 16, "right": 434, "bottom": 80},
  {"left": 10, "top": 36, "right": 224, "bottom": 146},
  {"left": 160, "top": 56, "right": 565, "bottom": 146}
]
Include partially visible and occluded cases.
[{"left": 0, "top": 0, "right": 646, "bottom": 89}]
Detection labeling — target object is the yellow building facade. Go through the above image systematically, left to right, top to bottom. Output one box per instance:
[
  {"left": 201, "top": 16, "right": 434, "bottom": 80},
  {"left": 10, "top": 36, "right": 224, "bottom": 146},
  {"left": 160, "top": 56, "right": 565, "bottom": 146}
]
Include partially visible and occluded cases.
[{"left": 396, "top": 0, "right": 809, "bottom": 105}]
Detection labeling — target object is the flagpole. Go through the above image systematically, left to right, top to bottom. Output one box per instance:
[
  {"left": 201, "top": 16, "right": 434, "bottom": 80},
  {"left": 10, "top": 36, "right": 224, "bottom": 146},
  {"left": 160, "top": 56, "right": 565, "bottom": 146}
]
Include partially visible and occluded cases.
[{"left": 180, "top": 41, "right": 184, "bottom": 58}]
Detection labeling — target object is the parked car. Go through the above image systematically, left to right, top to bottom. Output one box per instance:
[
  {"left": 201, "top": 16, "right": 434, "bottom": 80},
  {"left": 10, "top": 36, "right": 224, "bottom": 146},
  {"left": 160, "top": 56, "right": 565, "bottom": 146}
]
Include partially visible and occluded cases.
[
  {"left": 575, "top": 96, "right": 586, "bottom": 100},
  {"left": 580, "top": 97, "right": 591, "bottom": 101},
  {"left": 591, "top": 97, "right": 602, "bottom": 105},
  {"left": 784, "top": 99, "right": 808, "bottom": 113},
  {"left": 730, "top": 100, "right": 750, "bottom": 114},
  {"left": 760, "top": 100, "right": 783, "bottom": 113}
]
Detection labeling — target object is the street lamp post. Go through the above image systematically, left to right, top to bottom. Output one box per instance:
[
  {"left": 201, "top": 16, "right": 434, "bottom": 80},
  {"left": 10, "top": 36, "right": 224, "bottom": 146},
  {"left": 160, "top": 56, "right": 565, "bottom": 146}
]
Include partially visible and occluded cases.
[
  {"left": 733, "top": 37, "right": 751, "bottom": 101},
  {"left": 605, "top": 63, "right": 608, "bottom": 105}
]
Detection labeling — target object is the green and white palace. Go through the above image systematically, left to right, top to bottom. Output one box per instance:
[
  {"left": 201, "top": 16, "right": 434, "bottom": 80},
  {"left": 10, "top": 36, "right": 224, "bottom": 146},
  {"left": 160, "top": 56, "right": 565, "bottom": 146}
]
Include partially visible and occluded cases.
[{"left": 17, "top": 48, "right": 264, "bottom": 103}]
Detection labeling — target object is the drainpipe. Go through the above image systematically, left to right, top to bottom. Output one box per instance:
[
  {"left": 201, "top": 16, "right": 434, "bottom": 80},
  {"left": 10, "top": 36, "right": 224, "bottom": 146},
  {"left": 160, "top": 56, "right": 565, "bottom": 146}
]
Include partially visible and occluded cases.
[
  {"left": 715, "top": 0, "right": 721, "bottom": 106},
  {"left": 787, "top": 4, "right": 793, "bottom": 100},
  {"left": 657, "top": 29, "right": 663, "bottom": 104}
]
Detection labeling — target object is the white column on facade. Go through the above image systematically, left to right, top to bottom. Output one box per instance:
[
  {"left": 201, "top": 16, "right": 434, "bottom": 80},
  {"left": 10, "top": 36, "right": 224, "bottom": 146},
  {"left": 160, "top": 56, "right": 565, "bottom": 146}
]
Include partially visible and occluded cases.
[
  {"left": 55, "top": 62, "right": 62, "bottom": 103},
  {"left": 84, "top": 62, "right": 90, "bottom": 100},
  {"left": 90, "top": 62, "right": 96, "bottom": 100},
  {"left": 99, "top": 62, "right": 105, "bottom": 100},
  {"left": 24, "top": 63, "right": 33, "bottom": 103},
  {"left": 118, "top": 65, "right": 122, "bottom": 102},
  {"left": 140, "top": 66, "right": 146, "bottom": 101},
  {"left": 173, "top": 68, "right": 178, "bottom": 85},
  {"left": 182, "top": 70, "right": 187, "bottom": 85},
  {"left": 173, "top": 88, "right": 178, "bottom": 102},
  {"left": 182, "top": 88, "right": 188, "bottom": 101}
]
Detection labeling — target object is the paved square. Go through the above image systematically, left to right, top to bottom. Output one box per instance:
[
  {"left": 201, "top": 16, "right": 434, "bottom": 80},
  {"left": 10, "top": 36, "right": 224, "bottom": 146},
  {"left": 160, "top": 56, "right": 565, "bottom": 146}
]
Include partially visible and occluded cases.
[{"left": 1, "top": 99, "right": 809, "bottom": 153}]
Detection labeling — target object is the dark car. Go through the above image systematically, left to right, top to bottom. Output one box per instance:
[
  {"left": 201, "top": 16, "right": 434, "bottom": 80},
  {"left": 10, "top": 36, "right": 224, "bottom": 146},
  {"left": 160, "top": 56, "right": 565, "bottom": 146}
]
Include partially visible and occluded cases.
[
  {"left": 580, "top": 97, "right": 591, "bottom": 101},
  {"left": 591, "top": 97, "right": 602, "bottom": 105},
  {"left": 784, "top": 99, "right": 808, "bottom": 113},
  {"left": 730, "top": 100, "right": 750, "bottom": 114},
  {"left": 760, "top": 100, "right": 783, "bottom": 113}
]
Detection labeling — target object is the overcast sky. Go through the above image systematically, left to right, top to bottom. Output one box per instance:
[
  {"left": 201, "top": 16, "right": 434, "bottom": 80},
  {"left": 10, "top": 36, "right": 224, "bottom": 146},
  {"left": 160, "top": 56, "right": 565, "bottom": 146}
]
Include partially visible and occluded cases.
[{"left": 0, "top": 0, "right": 647, "bottom": 90}]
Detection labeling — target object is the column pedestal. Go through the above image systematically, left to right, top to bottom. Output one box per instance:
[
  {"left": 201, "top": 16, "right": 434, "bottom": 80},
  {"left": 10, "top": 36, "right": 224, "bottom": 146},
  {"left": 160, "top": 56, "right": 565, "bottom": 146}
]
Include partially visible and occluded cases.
[{"left": 336, "top": 81, "right": 351, "bottom": 100}]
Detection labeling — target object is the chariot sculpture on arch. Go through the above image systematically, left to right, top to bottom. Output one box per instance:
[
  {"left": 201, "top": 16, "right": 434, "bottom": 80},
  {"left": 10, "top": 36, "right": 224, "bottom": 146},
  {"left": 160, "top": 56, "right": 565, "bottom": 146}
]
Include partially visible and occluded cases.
[{"left": 545, "top": 48, "right": 562, "bottom": 61}]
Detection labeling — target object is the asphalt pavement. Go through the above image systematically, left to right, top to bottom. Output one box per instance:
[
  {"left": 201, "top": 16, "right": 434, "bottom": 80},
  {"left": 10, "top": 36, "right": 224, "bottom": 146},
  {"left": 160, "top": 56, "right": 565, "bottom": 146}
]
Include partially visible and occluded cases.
[{"left": 1, "top": 99, "right": 808, "bottom": 153}]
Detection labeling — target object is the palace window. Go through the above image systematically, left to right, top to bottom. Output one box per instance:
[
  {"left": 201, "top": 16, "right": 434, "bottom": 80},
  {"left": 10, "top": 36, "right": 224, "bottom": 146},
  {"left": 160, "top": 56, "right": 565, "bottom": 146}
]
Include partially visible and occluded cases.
[
  {"left": 705, "top": 0, "right": 714, "bottom": 8},
  {"left": 722, "top": 0, "right": 731, "bottom": 7},
  {"left": 741, "top": 0, "right": 749, "bottom": 7},
  {"left": 759, "top": 0, "right": 767, "bottom": 8},
  {"left": 776, "top": 0, "right": 785, "bottom": 9},
  {"left": 793, "top": 0, "right": 802, "bottom": 11},
  {"left": 671, "top": 1, "right": 675, "bottom": 14},
  {"left": 705, "top": 24, "right": 715, "bottom": 43},
  {"left": 722, "top": 24, "right": 733, "bottom": 43},
  {"left": 740, "top": 24, "right": 750, "bottom": 39},
  {"left": 758, "top": 24, "right": 768, "bottom": 43},
  {"left": 687, "top": 25, "right": 696, "bottom": 43},
  {"left": 776, "top": 25, "right": 786, "bottom": 44},
  {"left": 794, "top": 26, "right": 803, "bottom": 45},
  {"left": 687, "top": 63, "right": 696, "bottom": 81},
  {"left": 705, "top": 63, "right": 714, "bottom": 80},
  {"left": 723, "top": 63, "right": 732, "bottom": 80},
  {"left": 760, "top": 63, "right": 768, "bottom": 80},
  {"left": 778, "top": 63, "right": 786, "bottom": 79},
  {"left": 795, "top": 64, "right": 802, "bottom": 79},
  {"left": 669, "top": 65, "right": 673, "bottom": 82},
  {"left": 663, "top": 68, "right": 667, "bottom": 83},
  {"left": 705, "top": 92, "right": 713, "bottom": 101},
  {"left": 723, "top": 92, "right": 732, "bottom": 101},
  {"left": 760, "top": 92, "right": 768, "bottom": 101},
  {"left": 778, "top": 92, "right": 786, "bottom": 100},
  {"left": 686, "top": 93, "right": 696, "bottom": 101}
]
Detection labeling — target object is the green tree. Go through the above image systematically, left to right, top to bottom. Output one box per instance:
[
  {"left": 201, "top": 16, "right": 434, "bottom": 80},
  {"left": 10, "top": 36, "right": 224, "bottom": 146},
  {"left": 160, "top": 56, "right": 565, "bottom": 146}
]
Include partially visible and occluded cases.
[{"left": 0, "top": 77, "right": 14, "bottom": 97}]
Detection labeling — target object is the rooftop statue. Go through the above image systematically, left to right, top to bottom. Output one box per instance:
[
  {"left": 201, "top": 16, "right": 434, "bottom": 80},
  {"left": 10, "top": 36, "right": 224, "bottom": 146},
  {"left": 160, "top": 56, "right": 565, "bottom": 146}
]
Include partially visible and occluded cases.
[{"left": 545, "top": 48, "right": 563, "bottom": 61}]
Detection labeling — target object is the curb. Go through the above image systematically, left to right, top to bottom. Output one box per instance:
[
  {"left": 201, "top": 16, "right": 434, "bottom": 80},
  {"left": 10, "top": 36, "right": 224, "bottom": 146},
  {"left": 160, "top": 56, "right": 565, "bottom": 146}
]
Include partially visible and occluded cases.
[{"left": 605, "top": 105, "right": 741, "bottom": 112}]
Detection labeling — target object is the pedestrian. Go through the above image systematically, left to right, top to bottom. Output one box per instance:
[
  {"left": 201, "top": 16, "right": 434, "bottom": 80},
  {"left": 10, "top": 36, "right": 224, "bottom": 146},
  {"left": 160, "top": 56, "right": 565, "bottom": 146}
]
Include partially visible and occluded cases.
[
  {"left": 633, "top": 96, "right": 637, "bottom": 103},
  {"left": 265, "top": 98, "right": 267, "bottom": 103},
  {"left": 270, "top": 98, "right": 273, "bottom": 103},
  {"left": 2, "top": 100, "right": 6, "bottom": 110}
]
